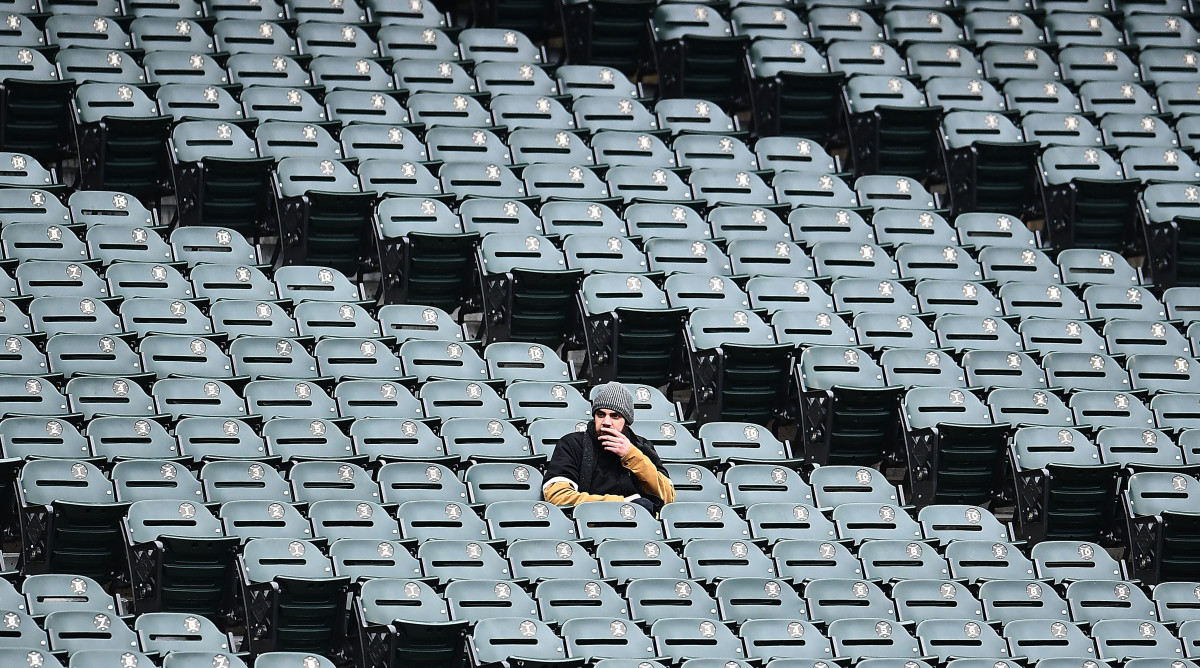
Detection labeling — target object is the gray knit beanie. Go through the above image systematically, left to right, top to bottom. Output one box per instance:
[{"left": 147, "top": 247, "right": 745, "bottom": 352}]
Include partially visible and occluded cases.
[{"left": 592, "top": 382, "right": 635, "bottom": 424}]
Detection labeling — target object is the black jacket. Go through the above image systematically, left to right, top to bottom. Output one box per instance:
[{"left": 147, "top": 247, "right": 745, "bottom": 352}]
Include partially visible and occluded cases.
[{"left": 543, "top": 423, "right": 671, "bottom": 509}]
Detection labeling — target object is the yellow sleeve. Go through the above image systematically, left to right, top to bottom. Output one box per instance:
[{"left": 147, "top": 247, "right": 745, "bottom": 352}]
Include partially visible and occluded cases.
[
  {"left": 621, "top": 446, "right": 677, "bottom": 504},
  {"left": 542, "top": 480, "right": 626, "bottom": 507}
]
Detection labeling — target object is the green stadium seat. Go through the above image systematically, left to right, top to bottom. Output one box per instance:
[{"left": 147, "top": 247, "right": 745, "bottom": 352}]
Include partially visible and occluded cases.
[
  {"left": 649, "top": 5, "right": 749, "bottom": 108},
  {"left": 745, "top": 39, "right": 844, "bottom": 141},
  {"left": 843, "top": 76, "right": 941, "bottom": 178},
  {"left": 200, "top": 460, "right": 292, "bottom": 504},
  {"left": 236, "top": 538, "right": 349, "bottom": 654},
  {"left": 945, "top": 540, "right": 1036, "bottom": 582},
  {"left": 979, "top": 578, "right": 1070, "bottom": 625},
  {"left": 893, "top": 579, "right": 985, "bottom": 624},
  {"left": 741, "top": 619, "right": 832, "bottom": 663},
  {"left": 1003, "top": 619, "right": 1097, "bottom": 663}
]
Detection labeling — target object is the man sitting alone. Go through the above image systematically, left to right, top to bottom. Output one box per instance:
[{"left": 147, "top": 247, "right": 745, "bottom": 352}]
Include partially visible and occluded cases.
[{"left": 542, "top": 382, "right": 676, "bottom": 515}]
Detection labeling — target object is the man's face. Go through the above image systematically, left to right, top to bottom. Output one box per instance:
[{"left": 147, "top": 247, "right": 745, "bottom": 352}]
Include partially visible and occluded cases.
[{"left": 593, "top": 408, "right": 626, "bottom": 434}]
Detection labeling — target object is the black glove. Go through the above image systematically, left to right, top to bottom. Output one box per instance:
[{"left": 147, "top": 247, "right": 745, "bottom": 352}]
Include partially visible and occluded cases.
[{"left": 630, "top": 496, "right": 657, "bottom": 516}]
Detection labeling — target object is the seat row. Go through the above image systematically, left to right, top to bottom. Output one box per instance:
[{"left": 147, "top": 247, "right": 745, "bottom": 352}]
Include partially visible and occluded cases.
[
  {"left": 1, "top": 0, "right": 431, "bottom": 25},
  {"left": 460, "top": 613, "right": 1200, "bottom": 664}
]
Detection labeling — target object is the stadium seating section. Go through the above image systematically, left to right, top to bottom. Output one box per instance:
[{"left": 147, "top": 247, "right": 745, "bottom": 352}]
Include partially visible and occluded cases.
[{"left": 1, "top": 0, "right": 1200, "bottom": 667}]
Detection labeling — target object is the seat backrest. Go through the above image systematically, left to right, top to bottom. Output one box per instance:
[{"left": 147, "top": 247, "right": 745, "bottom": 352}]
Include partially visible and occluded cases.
[
  {"left": 324, "top": 90, "right": 411, "bottom": 127},
  {"left": 813, "top": 241, "right": 899, "bottom": 281},
  {"left": 983, "top": 248, "right": 1064, "bottom": 287},
  {"left": 1087, "top": 285, "right": 1168, "bottom": 322},
  {"left": 376, "top": 305, "right": 464, "bottom": 343},
  {"left": 685, "top": 307, "right": 777, "bottom": 350},
  {"left": 773, "top": 308, "right": 858, "bottom": 348},
  {"left": 855, "top": 311, "right": 937, "bottom": 352},
  {"left": 1018, "top": 317, "right": 1107, "bottom": 357},
  {"left": 940, "top": 318, "right": 1025, "bottom": 357},
  {"left": 314, "top": 338, "right": 404, "bottom": 382},
  {"left": 399, "top": 339, "right": 488, "bottom": 383},
  {"left": 881, "top": 348, "right": 967, "bottom": 389},
  {"left": 1044, "top": 352, "right": 1131, "bottom": 393},
  {"left": 1128, "top": 354, "right": 1200, "bottom": 395},
  {"left": 244, "top": 379, "right": 338, "bottom": 421},
  {"left": 420, "top": 380, "right": 510, "bottom": 422},
  {"left": 505, "top": 381, "right": 591, "bottom": 422},
  {"left": 901, "top": 386, "right": 1000, "bottom": 430},
  {"left": 988, "top": 387, "right": 1074, "bottom": 428},
  {"left": 1071, "top": 390, "right": 1155, "bottom": 431},
  {"left": 1152, "top": 393, "right": 1200, "bottom": 431},
  {"left": 1, "top": 416, "right": 88, "bottom": 460},
  {"left": 111, "top": 459, "right": 204, "bottom": 503},
  {"left": 200, "top": 460, "right": 291, "bottom": 504},
  {"left": 289, "top": 460, "right": 378, "bottom": 503},
  {"left": 377, "top": 462, "right": 467, "bottom": 504},
  {"left": 465, "top": 462, "right": 544, "bottom": 504},
  {"left": 664, "top": 464, "right": 729, "bottom": 503},
  {"left": 723, "top": 464, "right": 811, "bottom": 507},
  {"left": 809, "top": 465, "right": 900, "bottom": 507},
  {"left": 1126, "top": 471, "right": 1200, "bottom": 517},
  {"left": 125, "top": 498, "right": 223, "bottom": 545},
  {"left": 222, "top": 499, "right": 313, "bottom": 542},
  {"left": 309, "top": 499, "right": 399, "bottom": 543},
  {"left": 485, "top": 499, "right": 576, "bottom": 543},
  {"left": 572, "top": 501, "right": 664, "bottom": 543},
  {"left": 660, "top": 502, "right": 750, "bottom": 542},
  {"left": 833, "top": 502, "right": 924, "bottom": 544},
  {"left": 745, "top": 503, "right": 836, "bottom": 544},
  {"left": 918, "top": 504, "right": 1012, "bottom": 544},
  {"left": 241, "top": 537, "right": 338, "bottom": 584},
  {"left": 329, "top": 538, "right": 421, "bottom": 582},
  {"left": 419, "top": 539, "right": 511, "bottom": 584},
  {"left": 596, "top": 539, "right": 688, "bottom": 584},
  {"left": 684, "top": 539, "right": 775, "bottom": 582},
  {"left": 946, "top": 540, "right": 1036, "bottom": 582},
  {"left": 1031, "top": 540, "right": 1124, "bottom": 582},
  {"left": 23, "top": 574, "right": 117, "bottom": 616},
  {"left": 625, "top": 577, "right": 718, "bottom": 624},
  {"left": 445, "top": 578, "right": 539, "bottom": 624},
  {"left": 535, "top": 578, "right": 628, "bottom": 623},
  {"left": 804, "top": 579, "right": 896, "bottom": 624},
  {"left": 979, "top": 579, "right": 1069, "bottom": 625},
  {"left": 1066, "top": 579, "right": 1158, "bottom": 624},
  {"left": 893, "top": 580, "right": 984, "bottom": 623},
  {"left": 1152, "top": 582, "right": 1200, "bottom": 625},
  {"left": 44, "top": 610, "right": 139, "bottom": 656},
  {"left": 135, "top": 612, "right": 231, "bottom": 656},
  {"left": 740, "top": 618, "right": 833, "bottom": 663},
  {"left": 915, "top": 618, "right": 1009, "bottom": 662},
  {"left": 1091, "top": 619, "right": 1181, "bottom": 662}
]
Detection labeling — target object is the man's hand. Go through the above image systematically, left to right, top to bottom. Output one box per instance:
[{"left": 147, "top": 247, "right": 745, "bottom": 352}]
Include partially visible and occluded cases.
[{"left": 598, "top": 426, "right": 634, "bottom": 458}]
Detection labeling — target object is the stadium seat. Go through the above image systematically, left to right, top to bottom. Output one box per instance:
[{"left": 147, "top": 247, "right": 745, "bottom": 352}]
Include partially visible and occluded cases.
[
  {"left": 649, "top": 5, "right": 748, "bottom": 108},
  {"left": 843, "top": 75, "right": 941, "bottom": 178},
  {"left": 73, "top": 84, "right": 171, "bottom": 204},
  {"left": 940, "top": 110, "right": 1039, "bottom": 215},
  {"left": 1038, "top": 146, "right": 1140, "bottom": 250},
  {"left": 901, "top": 387, "right": 1010, "bottom": 506},
  {"left": 1124, "top": 471, "right": 1200, "bottom": 583},
  {"left": 236, "top": 538, "right": 349, "bottom": 654},
  {"left": 507, "top": 539, "right": 601, "bottom": 581},
  {"left": 596, "top": 539, "right": 688, "bottom": 584},
  {"left": 946, "top": 540, "right": 1036, "bottom": 582},
  {"left": 1032, "top": 540, "right": 1126, "bottom": 582},
  {"left": 353, "top": 577, "right": 468, "bottom": 668},
  {"left": 979, "top": 578, "right": 1070, "bottom": 625},
  {"left": 561, "top": 616, "right": 655, "bottom": 661},
  {"left": 468, "top": 617, "right": 580, "bottom": 668}
]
